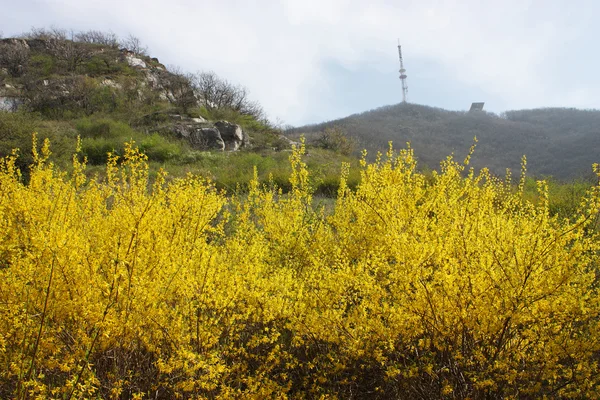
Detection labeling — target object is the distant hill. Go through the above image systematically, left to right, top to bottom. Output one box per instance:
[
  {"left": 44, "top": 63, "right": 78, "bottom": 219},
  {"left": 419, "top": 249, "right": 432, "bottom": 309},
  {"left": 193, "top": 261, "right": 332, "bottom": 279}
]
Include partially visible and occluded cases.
[{"left": 289, "top": 103, "right": 600, "bottom": 180}]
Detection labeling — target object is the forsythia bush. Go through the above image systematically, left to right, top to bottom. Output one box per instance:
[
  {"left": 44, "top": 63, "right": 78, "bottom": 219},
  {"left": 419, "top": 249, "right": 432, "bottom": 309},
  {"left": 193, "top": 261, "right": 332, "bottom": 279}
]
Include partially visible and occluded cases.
[{"left": 1, "top": 136, "right": 600, "bottom": 399}]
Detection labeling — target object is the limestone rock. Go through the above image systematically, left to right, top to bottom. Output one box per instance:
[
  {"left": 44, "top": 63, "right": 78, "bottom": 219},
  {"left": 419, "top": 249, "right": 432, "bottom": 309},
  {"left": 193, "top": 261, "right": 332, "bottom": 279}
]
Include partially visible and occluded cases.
[
  {"left": 125, "top": 53, "right": 147, "bottom": 68},
  {"left": 100, "top": 79, "right": 121, "bottom": 89},
  {"left": 0, "top": 97, "right": 22, "bottom": 111},
  {"left": 140, "top": 112, "right": 229, "bottom": 151},
  {"left": 214, "top": 121, "right": 245, "bottom": 151},
  {"left": 175, "top": 124, "right": 224, "bottom": 151},
  {"left": 195, "top": 128, "right": 225, "bottom": 151}
]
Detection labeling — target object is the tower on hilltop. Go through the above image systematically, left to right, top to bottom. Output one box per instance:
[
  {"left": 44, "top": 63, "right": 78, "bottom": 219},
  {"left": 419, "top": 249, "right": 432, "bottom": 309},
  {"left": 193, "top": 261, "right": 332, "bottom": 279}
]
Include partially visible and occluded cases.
[{"left": 397, "top": 41, "right": 408, "bottom": 103}]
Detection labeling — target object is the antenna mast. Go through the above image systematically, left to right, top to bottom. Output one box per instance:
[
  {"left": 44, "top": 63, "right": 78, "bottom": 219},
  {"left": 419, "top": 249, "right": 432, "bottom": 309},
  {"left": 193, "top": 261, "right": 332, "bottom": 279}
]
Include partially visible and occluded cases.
[{"left": 397, "top": 40, "right": 408, "bottom": 103}]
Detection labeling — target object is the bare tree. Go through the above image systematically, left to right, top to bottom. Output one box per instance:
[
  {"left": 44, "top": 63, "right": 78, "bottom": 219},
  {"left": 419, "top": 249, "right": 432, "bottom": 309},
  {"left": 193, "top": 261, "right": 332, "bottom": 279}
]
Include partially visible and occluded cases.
[
  {"left": 15, "top": 26, "right": 91, "bottom": 72},
  {"left": 20, "top": 26, "right": 68, "bottom": 40},
  {"left": 74, "top": 30, "right": 119, "bottom": 48},
  {"left": 119, "top": 34, "right": 148, "bottom": 56},
  {"left": 46, "top": 38, "right": 91, "bottom": 72},
  {"left": 0, "top": 41, "right": 30, "bottom": 77},
  {"left": 163, "top": 66, "right": 198, "bottom": 112},
  {"left": 193, "top": 71, "right": 266, "bottom": 121},
  {"left": 315, "top": 126, "right": 357, "bottom": 156}
]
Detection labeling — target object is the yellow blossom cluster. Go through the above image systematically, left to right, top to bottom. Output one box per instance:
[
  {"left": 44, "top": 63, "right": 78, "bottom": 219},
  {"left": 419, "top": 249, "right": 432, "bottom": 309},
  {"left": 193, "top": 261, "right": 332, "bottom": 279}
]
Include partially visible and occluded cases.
[{"left": 1, "top": 136, "right": 600, "bottom": 399}]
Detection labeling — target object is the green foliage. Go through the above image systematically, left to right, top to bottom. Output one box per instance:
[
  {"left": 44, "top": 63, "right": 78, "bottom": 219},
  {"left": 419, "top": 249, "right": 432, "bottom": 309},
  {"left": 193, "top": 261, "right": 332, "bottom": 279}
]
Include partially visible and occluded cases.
[
  {"left": 28, "top": 54, "right": 55, "bottom": 76},
  {"left": 82, "top": 55, "right": 114, "bottom": 76},
  {"left": 88, "top": 85, "right": 121, "bottom": 113},
  {"left": 197, "top": 105, "right": 211, "bottom": 120},
  {"left": 0, "top": 111, "right": 76, "bottom": 178},
  {"left": 0, "top": 111, "right": 39, "bottom": 162},
  {"left": 76, "top": 117, "right": 134, "bottom": 138},
  {"left": 76, "top": 118, "right": 181, "bottom": 164},
  {"left": 314, "top": 125, "right": 357, "bottom": 156},
  {"left": 139, "top": 133, "right": 182, "bottom": 162},
  {"left": 80, "top": 136, "right": 122, "bottom": 164},
  {"left": 521, "top": 176, "right": 595, "bottom": 220}
]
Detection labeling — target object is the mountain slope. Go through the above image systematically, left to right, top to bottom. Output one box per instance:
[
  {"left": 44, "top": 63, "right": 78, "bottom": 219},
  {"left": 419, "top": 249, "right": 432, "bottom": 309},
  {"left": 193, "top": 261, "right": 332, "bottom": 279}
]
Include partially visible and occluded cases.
[{"left": 289, "top": 103, "right": 600, "bottom": 180}]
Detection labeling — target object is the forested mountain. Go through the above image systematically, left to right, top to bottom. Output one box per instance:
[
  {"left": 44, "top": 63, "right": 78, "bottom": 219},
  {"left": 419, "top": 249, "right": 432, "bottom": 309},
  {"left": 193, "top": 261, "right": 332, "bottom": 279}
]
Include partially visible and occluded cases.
[{"left": 289, "top": 103, "right": 600, "bottom": 180}]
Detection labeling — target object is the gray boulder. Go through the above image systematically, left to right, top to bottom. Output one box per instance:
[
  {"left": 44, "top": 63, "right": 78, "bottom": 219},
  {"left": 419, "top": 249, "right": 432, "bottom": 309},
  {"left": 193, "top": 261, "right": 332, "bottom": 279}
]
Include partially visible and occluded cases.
[
  {"left": 0, "top": 82, "right": 24, "bottom": 112},
  {"left": 0, "top": 97, "right": 23, "bottom": 112},
  {"left": 214, "top": 121, "right": 246, "bottom": 151},
  {"left": 167, "top": 123, "right": 223, "bottom": 152},
  {"left": 190, "top": 128, "right": 225, "bottom": 151}
]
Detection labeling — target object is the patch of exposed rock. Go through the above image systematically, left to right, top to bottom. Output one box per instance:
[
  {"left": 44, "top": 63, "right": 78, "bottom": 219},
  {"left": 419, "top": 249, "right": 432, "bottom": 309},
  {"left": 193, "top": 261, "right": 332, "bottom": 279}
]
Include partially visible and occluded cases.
[
  {"left": 0, "top": 83, "right": 23, "bottom": 111},
  {"left": 0, "top": 96, "right": 22, "bottom": 111},
  {"left": 140, "top": 112, "right": 249, "bottom": 152},
  {"left": 214, "top": 121, "right": 250, "bottom": 151}
]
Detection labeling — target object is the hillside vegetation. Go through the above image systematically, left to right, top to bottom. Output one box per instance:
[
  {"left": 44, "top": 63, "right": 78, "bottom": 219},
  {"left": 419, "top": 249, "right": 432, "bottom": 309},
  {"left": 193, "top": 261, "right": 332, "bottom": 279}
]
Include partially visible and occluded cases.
[{"left": 289, "top": 103, "right": 600, "bottom": 181}]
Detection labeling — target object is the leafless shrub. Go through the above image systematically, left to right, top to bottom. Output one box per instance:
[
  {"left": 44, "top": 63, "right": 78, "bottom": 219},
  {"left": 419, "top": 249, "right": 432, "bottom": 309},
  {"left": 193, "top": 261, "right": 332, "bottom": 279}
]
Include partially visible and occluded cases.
[
  {"left": 20, "top": 26, "right": 68, "bottom": 41},
  {"left": 74, "top": 30, "right": 119, "bottom": 48},
  {"left": 119, "top": 34, "right": 148, "bottom": 56},
  {"left": 46, "top": 38, "right": 92, "bottom": 72},
  {"left": 0, "top": 41, "right": 30, "bottom": 77},
  {"left": 163, "top": 66, "right": 198, "bottom": 112},
  {"left": 193, "top": 71, "right": 266, "bottom": 121},
  {"left": 315, "top": 126, "right": 357, "bottom": 156}
]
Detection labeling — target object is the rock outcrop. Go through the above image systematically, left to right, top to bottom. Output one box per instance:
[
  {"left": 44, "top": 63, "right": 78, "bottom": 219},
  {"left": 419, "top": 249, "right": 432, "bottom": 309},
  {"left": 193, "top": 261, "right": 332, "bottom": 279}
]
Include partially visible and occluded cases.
[
  {"left": 0, "top": 83, "right": 23, "bottom": 111},
  {"left": 0, "top": 96, "right": 22, "bottom": 112},
  {"left": 140, "top": 112, "right": 248, "bottom": 152},
  {"left": 214, "top": 121, "right": 250, "bottom": 151},
  {"left": 191, "top": 128, "right": 225, "bottom": 151}
]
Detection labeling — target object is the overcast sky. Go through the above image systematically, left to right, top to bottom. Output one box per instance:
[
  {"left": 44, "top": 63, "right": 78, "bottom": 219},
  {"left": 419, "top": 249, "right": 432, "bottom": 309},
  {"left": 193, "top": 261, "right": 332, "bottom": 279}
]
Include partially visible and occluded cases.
[{"left": 3, "top": 0, "right": 599, "bottom": 126}]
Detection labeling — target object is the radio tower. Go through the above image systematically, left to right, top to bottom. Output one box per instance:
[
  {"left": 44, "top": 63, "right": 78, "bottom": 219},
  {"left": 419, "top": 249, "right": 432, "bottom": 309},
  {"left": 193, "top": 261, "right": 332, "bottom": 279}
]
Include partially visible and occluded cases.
[{"left": 397, "top": 41, "right": 408, "bottom": 103}]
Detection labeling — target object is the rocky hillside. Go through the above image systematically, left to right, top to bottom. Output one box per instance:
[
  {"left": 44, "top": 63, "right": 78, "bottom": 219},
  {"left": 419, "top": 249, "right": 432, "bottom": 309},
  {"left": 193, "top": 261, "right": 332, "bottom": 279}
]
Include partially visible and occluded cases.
[
  {"left": 0, "top": 28, "right": 353, "bottom": 195},
  {"left": 0, "top": 33, "right": 264, "bottom": 152},
  {"left": 289, "top": 103, "right": 600, "bottom": 180}
]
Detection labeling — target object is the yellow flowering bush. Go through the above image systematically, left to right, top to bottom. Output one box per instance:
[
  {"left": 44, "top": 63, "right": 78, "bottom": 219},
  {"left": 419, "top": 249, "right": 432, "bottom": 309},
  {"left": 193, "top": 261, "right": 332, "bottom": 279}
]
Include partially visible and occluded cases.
[{"left": 1, "top": 136, "right": 599, "bottom": 399}]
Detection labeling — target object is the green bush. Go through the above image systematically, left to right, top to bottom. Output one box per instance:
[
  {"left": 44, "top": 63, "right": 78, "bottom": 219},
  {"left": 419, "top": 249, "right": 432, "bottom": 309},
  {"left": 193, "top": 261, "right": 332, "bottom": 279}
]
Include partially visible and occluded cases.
[
  {"left": 28, "top": 54, "right": 55, "bottom": 76},
  {"left": 82, "top": 56, "right": 111, "bottom": 76},
  {"left": 89, "top": 86, "right": 121, "bottom": 114},
  {"left": 0, "top": 111, "right": 76, "bottom": 176},
  {"left": 76, "top": 117, "right": 135, "bottom": 139},
  {"left": 77, "top": 118, "right": 185, "bottom": 164},
  {"left": 314, "top": 126, "right": 357, "bottom": 156},
  {"left": 139, "top": 133, "right": 182, "bottom": 162},
  {"left": 81, "top": 136, "right": 122, "bottom": 164}
]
